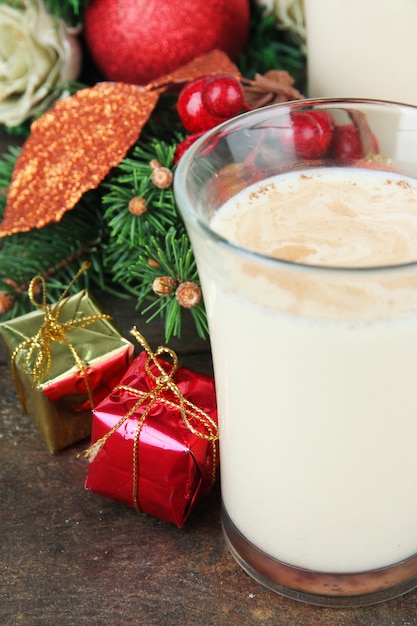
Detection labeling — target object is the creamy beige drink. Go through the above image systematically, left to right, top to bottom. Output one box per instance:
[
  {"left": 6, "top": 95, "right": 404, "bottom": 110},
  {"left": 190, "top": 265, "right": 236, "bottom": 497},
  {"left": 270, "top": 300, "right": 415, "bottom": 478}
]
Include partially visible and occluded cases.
[
  {"left": 305, "top": 0, "right": 417, "bottom": 106},
  {"left": 203, "top": 167, "right": 417, "bottom": 573},
  {"left": 211, "top": 168, "right": 417, "bottom": 268}
]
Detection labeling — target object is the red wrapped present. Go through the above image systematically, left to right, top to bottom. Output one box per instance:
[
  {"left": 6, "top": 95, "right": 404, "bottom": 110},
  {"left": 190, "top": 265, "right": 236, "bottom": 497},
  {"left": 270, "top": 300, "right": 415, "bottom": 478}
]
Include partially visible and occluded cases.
[{"left": 82, "top": 328, "right": 219, "bottom": 527}]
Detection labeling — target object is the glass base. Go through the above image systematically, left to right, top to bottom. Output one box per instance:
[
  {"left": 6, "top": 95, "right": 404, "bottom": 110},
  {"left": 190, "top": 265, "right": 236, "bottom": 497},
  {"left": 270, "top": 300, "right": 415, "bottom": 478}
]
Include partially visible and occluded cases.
[{"left": 221, "top": 505, "right": 417, "bottom": 607}]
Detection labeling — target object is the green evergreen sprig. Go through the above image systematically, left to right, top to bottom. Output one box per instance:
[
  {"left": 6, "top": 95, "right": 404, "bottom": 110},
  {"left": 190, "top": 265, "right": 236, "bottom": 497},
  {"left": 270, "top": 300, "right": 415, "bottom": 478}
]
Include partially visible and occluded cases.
[
  {"left": 43, "top": 0, "right": 87, "bottom": 20},
  {"left": 0, "top": 1, "right": 86, "bottom": 23},
  {"left": 238, "top": 3, "right": 306, "bottom": 90},
  {"left": 99, "top": 134, "right": 208, "bottom": 339},
  {"left": 102, "top": 138, "right": 179, "bottom": 250},
  {"left": 0, "top": 146, "right": 20, "bottom": 200},
  {"left": 0, "top": 184, "right": 108, "bottom": 320},
  {"left": 130, "top": 228, "right": 208, "bottom": 341}
]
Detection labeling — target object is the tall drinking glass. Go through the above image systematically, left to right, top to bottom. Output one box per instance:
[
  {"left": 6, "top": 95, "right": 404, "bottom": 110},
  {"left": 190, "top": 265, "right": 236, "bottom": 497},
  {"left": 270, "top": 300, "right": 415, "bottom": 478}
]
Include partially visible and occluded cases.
[
  {"left": 304, "top": 0, "right": 417, "bottom": 106},
  {"left": 173, "top": 99, "right": 417, "bottom": 606}
]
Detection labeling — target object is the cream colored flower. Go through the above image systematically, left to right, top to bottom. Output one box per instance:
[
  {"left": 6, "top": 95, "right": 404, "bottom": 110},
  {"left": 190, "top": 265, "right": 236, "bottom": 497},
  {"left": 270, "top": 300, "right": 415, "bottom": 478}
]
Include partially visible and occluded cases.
[
  {"left": 0, "top": 0, "right": 81, "bottom": 127},
  {"left": 256, "top": 0, "right": 306, "bottom": 51}
]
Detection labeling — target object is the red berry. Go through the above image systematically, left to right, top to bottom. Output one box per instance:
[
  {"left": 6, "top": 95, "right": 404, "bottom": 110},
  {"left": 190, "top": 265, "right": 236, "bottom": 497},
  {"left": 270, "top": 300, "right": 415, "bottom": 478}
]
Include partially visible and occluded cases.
[
  {"left": 201, "top": 73, "right": 244, "bottom": 118},
  {"left": 177, "top": 76, "right": 228, "bottom": 133},
  {"left": 289, "top": 110, "right": 333, "bottom": 159},
  {"left": 312, "top": 110, "right": 335, "bottom": 137},
  {"left": 330, "top": 124, "right": 379, "bottom": 161},
  {"left": 330, "top": 125, "right": 361, "bottom": 160},
  {"left": 173, "top": 132, "right": 205, "bottom": 163}
]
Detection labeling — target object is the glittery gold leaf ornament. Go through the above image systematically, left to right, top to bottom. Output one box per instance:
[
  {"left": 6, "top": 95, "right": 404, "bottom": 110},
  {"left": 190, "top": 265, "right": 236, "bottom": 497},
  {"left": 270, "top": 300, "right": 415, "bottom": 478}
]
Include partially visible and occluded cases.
[
  {"left": 0, "top": 50, "right": 240, "bottom": 237},
  {"left": 0, "top": 84, "right": 159, "bottom": 237}
]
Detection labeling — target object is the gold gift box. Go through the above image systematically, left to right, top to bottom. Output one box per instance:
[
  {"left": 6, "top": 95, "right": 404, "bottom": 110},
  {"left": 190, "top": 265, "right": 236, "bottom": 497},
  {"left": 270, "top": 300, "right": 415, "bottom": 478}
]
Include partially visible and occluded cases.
[{"left": 0, "top": 290, "right": 134, "bottom": 453}]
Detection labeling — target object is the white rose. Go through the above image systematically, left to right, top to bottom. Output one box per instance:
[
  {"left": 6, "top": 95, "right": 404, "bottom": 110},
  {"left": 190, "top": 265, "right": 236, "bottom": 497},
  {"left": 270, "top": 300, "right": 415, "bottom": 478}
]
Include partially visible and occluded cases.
[
  {"left": 0, "top": 0, "right": 82, "bottom": 127},
  {"left": 256, "top": 0, "right": 306, "bottom": 51}
]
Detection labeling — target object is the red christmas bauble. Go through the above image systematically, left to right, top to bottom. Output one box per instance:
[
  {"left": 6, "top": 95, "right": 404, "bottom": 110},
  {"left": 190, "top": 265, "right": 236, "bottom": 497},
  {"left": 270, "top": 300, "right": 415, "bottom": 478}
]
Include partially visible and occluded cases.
[{"left": 83, "top": 0, "right": 251, "bottom": 85}]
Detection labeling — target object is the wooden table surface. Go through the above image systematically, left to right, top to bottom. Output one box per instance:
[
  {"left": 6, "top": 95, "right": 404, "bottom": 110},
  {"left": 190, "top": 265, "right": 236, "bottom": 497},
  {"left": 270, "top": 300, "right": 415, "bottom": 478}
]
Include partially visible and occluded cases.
[{"left": 1, "top": 293, "right": 417, "bottom": 626}]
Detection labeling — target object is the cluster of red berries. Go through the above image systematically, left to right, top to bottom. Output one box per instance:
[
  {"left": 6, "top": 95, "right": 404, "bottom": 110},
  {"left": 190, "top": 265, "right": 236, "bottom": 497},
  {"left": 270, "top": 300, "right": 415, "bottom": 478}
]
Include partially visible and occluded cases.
[
  {"left": 174, "top": 73, "right": 379, "bottom": 164},
  {"left": 174, "top": 73, "right": 245, "bottom": 162},
  {"left": 277, "top": 110, "right": 378, "bottom": 162}
]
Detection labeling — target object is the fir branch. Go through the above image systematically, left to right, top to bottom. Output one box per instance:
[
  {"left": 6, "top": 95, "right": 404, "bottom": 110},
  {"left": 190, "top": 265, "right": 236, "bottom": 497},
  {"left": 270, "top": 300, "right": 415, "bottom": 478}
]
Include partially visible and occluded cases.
[
  {"left": 43, "top": 0, "right": 87, "bottom": 20},
  {"left": 0, "top": 1, "right": 86, "bottom": 23},
  {"left": 238, "top": 4, "right": 306, "bottom": 90},
  {"left": 145, "top": 94, "right": 184, "bottom": 141},
  {"left": 102, "top": 138, "right": 178, "bottom": 249},
  {"left": 0, "top": 146, "right": 20, "bottom": 208},
  {"left": 0, "top": 189, "right": 108, "bottom": 320},
  {"left": 128, "top": 228, "right": 207, "bottom": 341}
]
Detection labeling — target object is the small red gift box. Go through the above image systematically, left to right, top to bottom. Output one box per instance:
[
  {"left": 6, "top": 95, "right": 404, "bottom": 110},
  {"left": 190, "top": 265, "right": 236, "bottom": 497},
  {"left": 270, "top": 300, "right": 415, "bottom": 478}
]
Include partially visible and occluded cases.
[{"left": 83, "top": 329, "right": 218, "bottom": 527}]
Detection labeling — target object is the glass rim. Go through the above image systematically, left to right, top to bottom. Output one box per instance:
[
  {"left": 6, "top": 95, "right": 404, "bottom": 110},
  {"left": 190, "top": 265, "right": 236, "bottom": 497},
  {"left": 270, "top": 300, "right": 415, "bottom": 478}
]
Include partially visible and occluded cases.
[{"left": 174, "top": 97, "right": 417, "bottom": 275}]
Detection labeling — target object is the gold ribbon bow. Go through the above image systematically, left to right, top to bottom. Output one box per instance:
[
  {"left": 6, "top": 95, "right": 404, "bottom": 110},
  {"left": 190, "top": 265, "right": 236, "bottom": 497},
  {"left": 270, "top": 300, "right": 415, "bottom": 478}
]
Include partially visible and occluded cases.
[
  {"left": 10, "top": 261, "right": 111, "bottom": 411},
  {"left": 79, "top": 327, "right": 219, "bottom": 514}
]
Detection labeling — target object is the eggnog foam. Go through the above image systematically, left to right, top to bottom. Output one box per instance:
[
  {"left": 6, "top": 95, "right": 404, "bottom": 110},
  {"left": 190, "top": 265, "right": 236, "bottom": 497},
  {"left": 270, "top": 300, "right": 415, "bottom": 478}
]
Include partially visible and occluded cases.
[
  {"left": 209, "top": 167, "right": 417, "bottom": 321},
  {"left": 210, "top": 167, "right": 417, "bottom": 268}
]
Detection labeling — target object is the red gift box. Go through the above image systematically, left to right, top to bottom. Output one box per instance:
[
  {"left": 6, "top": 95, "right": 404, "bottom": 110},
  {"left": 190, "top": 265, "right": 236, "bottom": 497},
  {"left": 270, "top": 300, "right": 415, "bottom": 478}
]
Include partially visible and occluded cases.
[{"left": 83, "top": 330, "right": 219, "bottom": 527}]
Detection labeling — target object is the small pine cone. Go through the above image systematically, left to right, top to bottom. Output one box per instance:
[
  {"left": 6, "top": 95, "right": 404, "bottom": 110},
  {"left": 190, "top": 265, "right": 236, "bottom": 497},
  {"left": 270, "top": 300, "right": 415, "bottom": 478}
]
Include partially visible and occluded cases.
[
  {"left": 150, "top": 160, "right": 173, "bottom": 189},
  {"left": 129, "top": 196, "right": 147, "bottom": 215},
  {"left": 152, "top": 275, "right": 176, "bottom": 296},
  {"left": 175, "top": 281, "right": 201, "bottom": 308},
  {"left": 0, "top": 291, "right": 14, "bottom": 314}
]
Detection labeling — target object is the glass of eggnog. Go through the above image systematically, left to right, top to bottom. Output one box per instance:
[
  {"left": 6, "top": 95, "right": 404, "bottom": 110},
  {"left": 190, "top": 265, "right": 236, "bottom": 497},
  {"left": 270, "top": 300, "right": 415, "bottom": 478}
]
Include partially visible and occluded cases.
[{"left": 173, "top": 99, "right": 417, "bottom": 606}]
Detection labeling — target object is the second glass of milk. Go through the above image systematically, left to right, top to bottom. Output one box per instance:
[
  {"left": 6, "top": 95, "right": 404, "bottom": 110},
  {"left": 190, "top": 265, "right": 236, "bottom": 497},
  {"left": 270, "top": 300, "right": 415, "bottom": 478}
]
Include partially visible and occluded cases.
[
  {"left": 304, "top": 0, "right": 417, "bottom": 106},
  {"left": 174, "top": 100, "right": 417, "bottom": 606}
]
